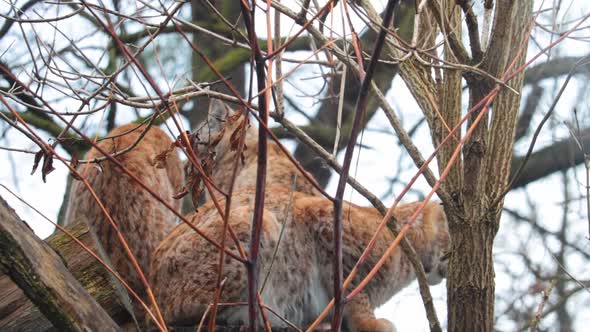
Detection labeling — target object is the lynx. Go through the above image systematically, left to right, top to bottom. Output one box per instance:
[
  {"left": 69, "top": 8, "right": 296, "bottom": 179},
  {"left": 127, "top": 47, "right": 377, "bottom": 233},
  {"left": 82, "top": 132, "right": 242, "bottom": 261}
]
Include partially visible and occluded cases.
[
  {"left": 150, "top": 101, "right": 450, "bottom": 331},
  {"left": 64, "top": 123, "right": 183, "bottom": 300}
]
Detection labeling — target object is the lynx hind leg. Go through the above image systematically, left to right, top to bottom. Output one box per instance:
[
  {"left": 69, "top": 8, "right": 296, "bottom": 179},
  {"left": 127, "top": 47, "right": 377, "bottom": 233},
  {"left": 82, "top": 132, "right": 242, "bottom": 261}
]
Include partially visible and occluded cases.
[
  {"left": 150, "top": 206, "right": 281, "bottom": 326},
  {"left": 150, "top": 220, "right": 246, "bottom": 325},
  {"left": 345, "top": 292, "right": 396, "bottom": 332}
]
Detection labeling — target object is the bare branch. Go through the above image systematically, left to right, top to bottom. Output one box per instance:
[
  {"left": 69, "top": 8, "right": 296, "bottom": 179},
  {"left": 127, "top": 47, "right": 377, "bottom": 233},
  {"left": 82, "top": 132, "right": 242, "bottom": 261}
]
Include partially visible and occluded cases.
[{"left": 510, "top": 128, "right": 590, "bottom": 189}]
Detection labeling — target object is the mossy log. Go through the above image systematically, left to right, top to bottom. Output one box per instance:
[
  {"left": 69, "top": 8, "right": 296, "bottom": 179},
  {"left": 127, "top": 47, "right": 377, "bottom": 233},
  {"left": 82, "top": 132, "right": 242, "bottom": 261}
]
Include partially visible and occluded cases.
[{"left": 0, "top": 196, "right": 131, "bottom": 331}]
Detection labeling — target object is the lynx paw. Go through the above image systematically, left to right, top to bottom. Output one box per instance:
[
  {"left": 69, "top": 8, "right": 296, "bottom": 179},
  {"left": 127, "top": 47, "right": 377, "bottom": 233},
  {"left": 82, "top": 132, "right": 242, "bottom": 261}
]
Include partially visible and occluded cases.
[{"left": 351, "top": 318, "right": 396, "bottom": 332}]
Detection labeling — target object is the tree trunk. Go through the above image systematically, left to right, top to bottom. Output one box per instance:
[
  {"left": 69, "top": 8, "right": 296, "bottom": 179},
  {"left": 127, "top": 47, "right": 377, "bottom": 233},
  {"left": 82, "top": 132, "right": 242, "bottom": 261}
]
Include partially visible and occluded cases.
[
  {"left": 445, "top": 1, "right": 533, "bottom": 330},
  {"left": 447, "top": 211, "right": 498, "bottom": 331}
]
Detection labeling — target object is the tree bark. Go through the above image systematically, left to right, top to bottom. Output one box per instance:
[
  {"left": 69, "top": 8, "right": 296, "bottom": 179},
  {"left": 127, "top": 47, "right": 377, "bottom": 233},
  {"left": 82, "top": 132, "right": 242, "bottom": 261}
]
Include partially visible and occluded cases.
[
  {"left": 446, "top": 1, "right": 534, "bottom": 331},
  {"left": 448, "top": 94, "right": 498, "bottom": 328},
  {"left": 0, "top": 204, "right": 131, "bottom": 331},
  {"left": 446, "top": 211, "right": 497, "bottom": 331}
]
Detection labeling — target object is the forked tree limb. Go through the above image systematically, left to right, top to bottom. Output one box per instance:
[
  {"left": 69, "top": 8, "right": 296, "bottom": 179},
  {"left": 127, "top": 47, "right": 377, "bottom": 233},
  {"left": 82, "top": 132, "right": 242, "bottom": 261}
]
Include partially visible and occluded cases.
[{"left": 0, "top": 196, "right": 123, "bottom": 332}]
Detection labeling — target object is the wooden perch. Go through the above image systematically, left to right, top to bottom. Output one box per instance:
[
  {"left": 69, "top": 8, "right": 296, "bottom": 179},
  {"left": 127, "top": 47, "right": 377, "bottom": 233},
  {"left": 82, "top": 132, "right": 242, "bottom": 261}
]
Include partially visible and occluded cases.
[{"left": 0, "top": 195, "right": 128, "bottom": 331}]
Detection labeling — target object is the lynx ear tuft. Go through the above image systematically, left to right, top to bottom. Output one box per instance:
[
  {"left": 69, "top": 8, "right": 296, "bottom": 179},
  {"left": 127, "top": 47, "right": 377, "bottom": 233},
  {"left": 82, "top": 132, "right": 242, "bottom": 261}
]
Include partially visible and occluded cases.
[
  {"left": 208, "top": 99, "right": 229, "bottom": 119},
  {"left": 207, "top": 100, "right": 236, "bottom": 133}
]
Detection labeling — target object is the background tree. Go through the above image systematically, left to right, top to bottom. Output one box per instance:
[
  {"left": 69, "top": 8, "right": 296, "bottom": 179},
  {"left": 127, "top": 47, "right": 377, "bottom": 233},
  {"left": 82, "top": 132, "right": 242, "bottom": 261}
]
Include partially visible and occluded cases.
[{"left": 0, "top": 0, "right": 589, "bottom": 331}]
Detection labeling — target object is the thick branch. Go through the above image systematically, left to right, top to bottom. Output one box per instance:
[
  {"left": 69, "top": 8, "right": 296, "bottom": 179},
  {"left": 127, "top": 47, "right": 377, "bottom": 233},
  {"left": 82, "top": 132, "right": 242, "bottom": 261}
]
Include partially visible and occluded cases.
[
  {"left": 524, "top": 56, "right": 590, "bottom": 86},
  {"left": 510, "top": 128, "right": 590, "bottom": 189},
  {"left": 0, "top": 196, "right": 121, "bottom": 331},
  {"left": 0, "top": 220, "right": 132, "bottom": 331}
]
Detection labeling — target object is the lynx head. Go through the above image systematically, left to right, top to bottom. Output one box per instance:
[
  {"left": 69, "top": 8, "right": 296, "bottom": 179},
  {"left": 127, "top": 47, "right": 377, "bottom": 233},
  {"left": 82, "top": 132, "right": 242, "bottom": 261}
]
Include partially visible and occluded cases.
[
  {"left": 184, "top": 100, "right": 254, "bottom": 203},
  {"left": 191, "top": 100, "right": 238, "bottom": 157},
  {"left": 418, "top": 202, "right": 450, "bottom": 286},
  {"left": 426, "top": 250, "right": 449, "bottom": 285}
]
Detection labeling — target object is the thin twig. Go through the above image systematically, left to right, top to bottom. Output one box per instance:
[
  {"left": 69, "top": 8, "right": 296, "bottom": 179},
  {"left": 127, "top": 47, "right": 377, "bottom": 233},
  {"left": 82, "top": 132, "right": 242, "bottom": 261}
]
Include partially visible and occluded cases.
[
  {"left": 330, "top": 1, "right": 399, "bottom": 330},
  {"left": 240, "top": 2, "right": 270, "bottom": 330},
  {"left": 260, "top": 174, "right": 297, "bottom": 292},
  {"left": 529, "top": 279, "right": 557, "bottom": 332}
]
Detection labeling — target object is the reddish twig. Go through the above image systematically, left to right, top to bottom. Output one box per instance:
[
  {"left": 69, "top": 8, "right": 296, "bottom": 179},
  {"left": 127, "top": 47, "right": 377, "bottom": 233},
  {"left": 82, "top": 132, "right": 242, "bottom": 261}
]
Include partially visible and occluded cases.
[
  {"left": 240, "top": 1, "right": 270, "bottom": 330},
  {"left": 265, "top": 1, "right": 334, "bottom": 59},
  {"left": 329, "top": 1, "right": 399, "bottom": 330},
  {"left": 80, "top": 2, "right": 244, "bottom": 236},
  {"left": 3, "top": 3, "right": 250, "bottom": 262},
  {"left": 307, "top": 4, "right": 573, "bottom": 327},
  {"left": 175, "top": 24, "right": 331, "bottom": 200},
  {"left": 0, "top": 81, "right": 246, "bottom": 263},
  {"left": 208, "top": 114, "right": 250, "bottom": 332}
]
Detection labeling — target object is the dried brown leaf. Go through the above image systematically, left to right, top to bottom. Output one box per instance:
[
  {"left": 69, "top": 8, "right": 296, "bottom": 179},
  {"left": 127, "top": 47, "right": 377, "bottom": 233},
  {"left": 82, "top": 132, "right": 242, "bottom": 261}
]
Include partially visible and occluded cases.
[
  {"left": 152, "top": 143, "right": 175, "bottom": 169},
  {"left": 30, "top": 150, "right": 43, "bottom": 175},
  {"left": 41, "top": 153, "right": 55, "bottom": 183},
  {"left": 173, "top": 186, "right": 189, "bottom": 200}
]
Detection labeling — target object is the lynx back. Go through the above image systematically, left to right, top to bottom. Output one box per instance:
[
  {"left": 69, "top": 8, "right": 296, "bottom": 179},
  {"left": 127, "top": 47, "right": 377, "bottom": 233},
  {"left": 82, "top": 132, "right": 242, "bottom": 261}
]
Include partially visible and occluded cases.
[{"left": 65, "top": 124, "right": 182, "bottom": 299}]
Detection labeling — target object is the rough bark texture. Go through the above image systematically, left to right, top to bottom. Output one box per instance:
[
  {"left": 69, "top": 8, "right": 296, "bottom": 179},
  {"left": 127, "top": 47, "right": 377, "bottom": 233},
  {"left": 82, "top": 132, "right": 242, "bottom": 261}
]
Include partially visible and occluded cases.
[
  {"left": 436, "top": 1, "right": 464, "bottom": 198},
  {"left": 445, "top": 1, "right": 534, "bottom": 331},
  {"left": 0, "top": 196, "right": 122, "bottom": 331},
  {"left": 0, "top": 199, "right": 298, "bottom": 331},
  {"left": 446, "top": 210, "right": 498, "bottom": 331},
  {"left": 0, "top": 219, "right": 132, "bottom": 331}
]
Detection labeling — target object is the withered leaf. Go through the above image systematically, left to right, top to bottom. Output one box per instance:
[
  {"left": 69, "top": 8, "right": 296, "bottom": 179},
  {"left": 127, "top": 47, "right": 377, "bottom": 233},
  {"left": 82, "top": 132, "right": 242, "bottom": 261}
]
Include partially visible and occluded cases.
[
  {"left": 227, "top": 108, "right": 244, "bottom": 124},
  {"left": 229, "top": 123, "right": 244, "bottom": 152},
  {"left": 209, "top": 127, "right": 225, "bottom": 148},
  {"left": 152, "top": 143, "right": 175, "bottom": 169},
  {"left": 31, "top": 150, "right": 43, "bottom": 175},
  {"left": 41, "top": 153, "right": 55, "bottom": 183},
  {"left": 173, "top": 186, "right": 189, "bottom": 200}
]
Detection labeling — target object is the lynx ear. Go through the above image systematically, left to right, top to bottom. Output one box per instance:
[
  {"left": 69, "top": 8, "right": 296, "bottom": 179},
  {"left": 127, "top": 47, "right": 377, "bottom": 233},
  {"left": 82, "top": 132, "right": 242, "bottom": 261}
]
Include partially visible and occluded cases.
[{"left": 206, "top": 99, "right": 231, "bottom": 132}]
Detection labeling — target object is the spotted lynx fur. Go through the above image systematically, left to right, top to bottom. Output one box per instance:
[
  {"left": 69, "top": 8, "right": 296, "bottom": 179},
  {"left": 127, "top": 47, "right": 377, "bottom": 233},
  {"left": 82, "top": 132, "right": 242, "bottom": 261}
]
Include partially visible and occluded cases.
[
  {"left": 149, "top": 101, "right": 450, "bottom": 331},
  {"left": 64, "top": 124, "right": 183, "bottom": 300}
]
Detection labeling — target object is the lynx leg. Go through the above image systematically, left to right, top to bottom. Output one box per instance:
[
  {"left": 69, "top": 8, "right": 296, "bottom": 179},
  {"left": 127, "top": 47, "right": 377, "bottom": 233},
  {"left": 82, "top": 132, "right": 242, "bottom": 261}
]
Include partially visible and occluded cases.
[{"left": 345, "top": 292, "right": 396, "bottom": 332}]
